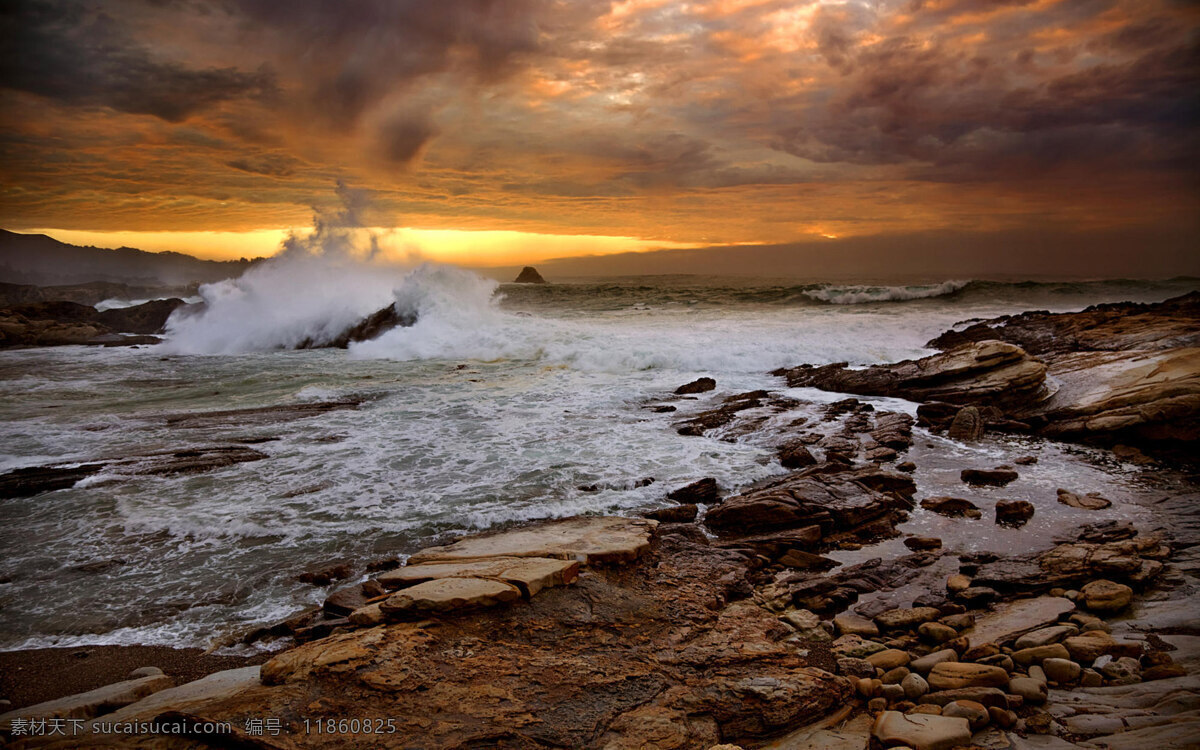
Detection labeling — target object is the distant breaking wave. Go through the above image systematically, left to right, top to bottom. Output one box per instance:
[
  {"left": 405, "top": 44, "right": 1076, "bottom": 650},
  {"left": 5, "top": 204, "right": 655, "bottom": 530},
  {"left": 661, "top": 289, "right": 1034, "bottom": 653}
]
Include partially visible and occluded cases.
[{"left": 801, "top": 279, "right": 972, "bottom": 305}]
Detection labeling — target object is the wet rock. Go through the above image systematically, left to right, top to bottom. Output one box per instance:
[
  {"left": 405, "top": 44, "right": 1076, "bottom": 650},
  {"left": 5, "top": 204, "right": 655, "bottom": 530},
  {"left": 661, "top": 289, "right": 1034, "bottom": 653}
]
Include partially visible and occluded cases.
[
  {"left": 300, "top": 303, "right": 416, "bottom": 348},
  {"left": 779, "top": 341, "right": 1048, "bottom": 410},
  {"left": 675, "top": 377, "right": 716, "bottom": 395},
  {"left": 675, "top": 390, "right": 781, "bottom": 436},
  {"left": 162, "top": 399, "right": 363, "bottom": 429},
  {"left": 947, "top": 406, "right": 985, "bottom": 440},
  {"left": 870, "top": 412, "right": 915, "bottom": 450},
  {"left": 778, "top": 441, "right": 817, "bottom": 469},
  {"left": 1014, "top": 455, "right": 1038, "bottom": 465},
  {"left": 896, "top": 461, "right": 916, "bottom": 472},
  {"left": 0, "top": 462, "right": 107, "bottom": 499},
  {"left": 962, "top": 468, "right": 1019, "bottom": 486},
  {"left": 668, "top": 477, "right": 722, "bottom": 505},
  {"left": 1056, "top": 488, "right": 1113, "bottom": 510},
  {"left": 920, "top": 496, "right": 982, "bottom": 519},
  {"left": 995, "top": 499, "right": 1035, "bottom": 527},
  {"left": 644, "top": 504, "right": 699, "bottom": 523},
  {"left": 408, "top": 516, "right": 658, "bottom": 565},
  {"left": 904, "top": 536, "right": 943, "bottom": 551},
  {"left": 777, "top": 549, "right": 839, "bottom": 571},
  {"left": 377, "top": 556, "right": 580, "bottom": 598},
  {"left": 296, "top": 562, "right": 354, "bottom": 586},
  {"left": 946, "top": 574, "right": 972, "bottom": 592},
  {"left": 379, "top": 577, "right": 524, "bottom": 618},
  {"left": 1080, "top": 579, "right": 1133, "bottom": 612},
  {"left": 323, "top": 580, "right": 386, "bottom": 617},
  {"left": 955, "top": 586, "right": 998, "bottom": 605},
  {"left": 875, "top": 607, "right": 942, "bottom": 631},
  {"left": 834, "top": 613, "right": 880, "bottom": 638},
  {"left": 918, "top": 622, "right": 957, "bottom": 644},
  {"left": 1013, "top": 624, "right": 1078, "bottom": 650},
  {"left": 1012, "top": 643, "right": 1070, "bottom": 667},
  {"left": 909, "top": 649, "right": 959, "bottom": 675},
  {"left": 1100, "top": 656, "right": 1142, "bottom": 684},
  {"left": 1042, "top": 657, "right": 1081, "bottom": 683},
  {"left": 927, "top": 663, "right": 1010, "bottom": 690},
  {"left": 902, "top": 672, "right": 929, "bottom": 700},
  {"left": 0, "top": 673, "right": 174, "bottom": 722},
  {"left": 1007, "top": 676, "right": 1048, "bottom": 704},
  {"left": 918, "top": 687, "right": 1010, "bottom": 709},
  {"left": 942, "top": 699, "right": 989, "bottom": 729},
  {"left": 871, "top": 710, "right": 972, "bottom": 750}
]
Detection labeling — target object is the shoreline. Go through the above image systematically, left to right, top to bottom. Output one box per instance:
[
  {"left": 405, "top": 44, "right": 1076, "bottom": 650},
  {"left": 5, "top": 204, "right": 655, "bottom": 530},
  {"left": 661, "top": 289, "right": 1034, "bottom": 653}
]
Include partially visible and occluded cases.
[{"left": 1, "top": 292, "right": 1198, "bottom": 748}]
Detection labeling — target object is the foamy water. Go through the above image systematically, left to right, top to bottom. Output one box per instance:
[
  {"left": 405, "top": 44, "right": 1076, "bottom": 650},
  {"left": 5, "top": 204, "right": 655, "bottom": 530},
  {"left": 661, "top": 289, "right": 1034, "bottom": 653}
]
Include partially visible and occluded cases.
[{"left": 0, "top": 270, "right": 1195, "bottom": 651}]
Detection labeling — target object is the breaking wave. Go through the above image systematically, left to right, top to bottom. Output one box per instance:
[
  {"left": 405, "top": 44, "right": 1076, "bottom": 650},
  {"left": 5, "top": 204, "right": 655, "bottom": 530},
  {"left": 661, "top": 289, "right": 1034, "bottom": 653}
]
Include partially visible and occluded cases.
[{"left": 802, "top": 279, "right": 973, "bottom": 305}]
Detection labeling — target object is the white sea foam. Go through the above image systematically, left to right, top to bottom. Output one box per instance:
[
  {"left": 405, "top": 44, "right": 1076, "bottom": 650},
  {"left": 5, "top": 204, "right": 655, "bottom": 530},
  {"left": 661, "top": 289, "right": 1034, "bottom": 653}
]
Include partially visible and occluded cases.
[{"left": 803, "top": 279, "right": 971, "bottom": 304}]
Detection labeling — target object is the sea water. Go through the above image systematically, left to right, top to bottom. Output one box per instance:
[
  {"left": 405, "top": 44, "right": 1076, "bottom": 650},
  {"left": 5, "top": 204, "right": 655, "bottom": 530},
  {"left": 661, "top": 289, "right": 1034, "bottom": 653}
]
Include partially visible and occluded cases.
[{"left": 0, "top": 267, "right": 1195, "bottom": 651}]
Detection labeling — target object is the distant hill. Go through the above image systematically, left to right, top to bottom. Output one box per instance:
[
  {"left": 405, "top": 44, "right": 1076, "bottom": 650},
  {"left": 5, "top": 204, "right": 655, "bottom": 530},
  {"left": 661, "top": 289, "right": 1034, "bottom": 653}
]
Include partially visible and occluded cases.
[{"left": 0, "top": 230, "right": 259, "bottom": 286}]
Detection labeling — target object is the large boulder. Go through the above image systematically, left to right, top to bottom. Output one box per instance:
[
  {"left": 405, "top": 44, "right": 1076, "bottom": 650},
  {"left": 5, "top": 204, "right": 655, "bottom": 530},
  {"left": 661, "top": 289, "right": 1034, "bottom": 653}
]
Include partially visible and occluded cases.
[{"left": 776, "top": 341, "right": 1048, "bottom": 410}]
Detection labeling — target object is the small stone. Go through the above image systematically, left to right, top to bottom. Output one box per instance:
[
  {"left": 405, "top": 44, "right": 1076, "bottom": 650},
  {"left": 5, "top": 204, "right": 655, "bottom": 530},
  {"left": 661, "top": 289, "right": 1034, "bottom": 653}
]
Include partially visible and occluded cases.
[
  {"left": 675, "top": 377, "right": 716, "bottom": 394},
  {"left": 947, "top": 406, "right": 985, "bottom": 441},
  {"left": 778, "top": 441, "right": 818, "bottom": 469},
  {"left": 1014, "top": 455, "right": 1038, "bottom": 465},
  {"left": 897, "top": 461, "right": 916, "bottom": 472},
  {"left": 962, "top": 468, "right": 1019, "bottom": 486},
  {"left": 1056, "top": 488, "right": 1112, "bottom": 510},
  {"left": 921, "top": 497, "right": 982, "bottom": 519},
  {"left": 994, "top": 499, "right": 1034, "bottom": 527},
  {"left": 644, "top": 504, "right": 698, "bottom": 523},
  {"left": 905, "top": 536, "right": 943, "bottom": 551},
  {"left": 946, "top": 574, "right": 972, "bottom": 593},
  {"left": 1080, "top": 579, "right": 1133, "bottom": 612},
  {"left": 955, "top": 586, "right": 997, "bottom": 605},
  {"left": 875, "top": 607, "right": 942, "bottom": 630},
  {"left": 781, "top": 608, "right": 821, "bottom": 630},
  {"left": 834, "top": 613, "right": 880, "bottom": 638},
  {"left": 939, "top": 613, "right": 974, "bottom": 630},
  {"left": 918, "top": 622, "right": 958, "bottom": 645},
  {"left": 1013, "top": 624, "right": 1078, "bottom": 650},
  {"left": 1064, "top": 632, "right": 1118, "bottom": 661},
  {"left": 832, "top": 634, "right": 887, "bottom": 659},
  {"left": 944, "top": 636, "right": 969, "bottom": 656},
  {"left": 1011, "top": 643, "right": 1070, "bottom": 667},
  {"left": 962, "top": 644, "right": 999, "bottom": 662},
  {"left": 867, "top": 649, "right": 912, "bottom": 670},
  {"left": 910, "top": 649, "right": 959, "bottom": 674},
  {"left": 976, "top": 654, "right": 1013, "bottom": 673},
  {"left": 1100, "top": 656, "right": 1142, "bottom": 684},
  {"left": 837, "top": 657, "right": 877, "bottom": 678},
  {"left": 1042, "top": 657, "right": 1081, "bottom": 684},
  {"left": 928, "top": 662, "right": 1010, "bottom": 690},
  {"left": 1142, "top": 663, "right": 1187, "bottom": 681},
  {"left": 1028, "top": 665, "right": 1047, "bottom": 684},
  {"left": 128, "top": 666, "right": 164, "bottom": 679},
  {"left": 881, "top": 666, "right": 911, "bottom": 685},
  {"left": 1080, "top": 668, "right": 1103, "bottom": 687},
  {"left": 902, "top": 672, "right": 929, "bottom": 700},
  {"left": 857, "top": 677, "right": 882, "bottom": 698},
  {"left": 880, "top": 683, "right": 906, "bottom": 702},
  {"left": 918, "top": 687, "right": 1009, "bottom": 709},
  {"left": 867, "top": 697, "right": 888, "bottom": 712},
  {"left": 942, "top": 699, "right": 989, "bottom": 729},
  {"left": 909, "top": 703, "right": 942, "bottom": 715},
  {"left": 988, "top": 706, "right": 1016, "bottom": 728},
  {"left": 871, "top": 711, "right": 972, "bottom": 750},
  {"left": 1025, "top": 711, "right": 1056, "bottom": 735}
]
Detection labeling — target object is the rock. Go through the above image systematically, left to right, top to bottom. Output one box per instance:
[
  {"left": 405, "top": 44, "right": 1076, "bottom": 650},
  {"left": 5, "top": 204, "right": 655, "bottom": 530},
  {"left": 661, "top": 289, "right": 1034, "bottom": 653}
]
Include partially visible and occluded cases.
[
  {"left": 513, "top": 266, "right": 547, "bottom": 283},
  {"left": 301, "top": 303, "right": 416, "bottom": 348},
  {"left": 780, "top": 341, "right": 1048, "bottom": 410},
  {"left": 675, "top": 377, "right": 716, "bottom": 394},
  {"left": 947, "top": 406, "right": 985, "bottom": 440},
  {"left": 778, "top": 441, "right": 818, "bottom": 469},
  {"left": 1014, "top": 455, "right": 1038, "bottom": 465},
  {"left": 896, "top": 461, "right": 916, "bottom": 472},
  {"left": 962, "top": 468, "right": 1019, "bottom": 486},
  {"left": 668, "top": 477, "right": 723, "bottom": 505},
  {"left": 1056, "top": 488, "right": 1112, "bottom": 510},
  {"left": 921, "top": 496, "right": 982, "bottom": 519},
  {"left": 994, "top": 499, "right": 1035, "bottom": 527},
  {"left": 644, "top": 504, "right": 699, "bottom": 523},
  {"left": 407, "top": 516, "right": 657, "bottom": 565},
  {"left": 905, "top": 536, "right": 943, "bottom": 551},
  {"left": 777, "top": 548, "right": 839, "bottom": 571},
  {"left": 377, "top": 556, "right": 581, "bottom": 598},
  {"left": 946, "top": 574, "right": 972, "bottom": 592},
  {"left": 379, "top": 577, "right": 522, "bottom": 617},
  {"left": 1080, "top": 579, "right": 1133, "bottom": 611},
  {"left": 955, "top": 586, "right": 998, "bottom": 605},
  {"left": 966, "top": 596, "right": 1075, "bottom": 647},
  {"left": 348, "top": 602, "right": 385, "bottom": 626},
  {"left": 875, "top": 607, "right": 942, "bottom": 631},
  {"left": 834, "top": 613, "right": 880, "bottom": 638},
  {"left": 939, "top": 613, "right": 973, "bottom": 630},
  {"left": 919, "top": 622, "right": 958, "bottom": 645},
  {"left": 1014, "top": 625, "right": 1078, "bottom": 650},
  {"left": 1064, "top": 632, "right": 1121, "bottom": 661},
  {"left": 832, "top": 634, "right": 888, "bottom": 659},
  {"left": 1011, "top": 643, "right": 1070, "bottom": 666},
  {"left": 866, "top": 649, "right": 912, "bottom": 670},
  {"left": 910, "top": 649, "right": 959, "bottom": 675},
  {"left": 977, "top": 654, "right": 1013, "bottom": 672},
  {"left": 1100, "top": 655, "right": 1142, "bottom": 684},
  {"left": 837, "top": 657, "right": 877, "bottom": 678},
  {"left": 1042, "top": 658, "right": 1081, "bottom": 683},
  {"left": 927, "top": 663, "right": 1010, "bottom": 690},
  {"left": 1141, "top": 663, "right": 1187, "bottom": 680},
  {"left": 128, "top": 666, "right": 164, "bottom": 679},
  {"left": 880, "top": 666, "right": 910, "bottom": 685},
  {"left": 1080, "top": 668, "right": 1103, "bottom": 686},
  {"left": 902, "top": 672, "right": 929, "bottom": 700},
  {"left": 0, "top": 674, "right": 173, "bottom": 723},
  {"left": 1007, "top": 676, "right": 1048, "bottom": 704},
  {"left": 857, "top": 677, "right": 883, "bottom": 698},
  {"left": 880, "top": 683, "right": 906, "bottom": 702},
  {"left": 918, "top": 687, "right": 1010, "bottom": 709},
  {"left": 867, "top": 696, "right": 888, "bottom": 712},
  {"left": 942, "top": 699, "right": 989, "bottom": 729},
  {"left": 871, "top": 710, "right": 972, "bottom": 750},
  {"left": 1064, "top": 713, "right": 1125, "bottom": 736}
]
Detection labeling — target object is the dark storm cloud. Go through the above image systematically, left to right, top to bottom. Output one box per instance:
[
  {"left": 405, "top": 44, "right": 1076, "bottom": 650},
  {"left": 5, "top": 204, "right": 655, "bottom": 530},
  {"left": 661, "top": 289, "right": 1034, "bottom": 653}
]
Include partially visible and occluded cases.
[
  {"left": 0, "top": 0, "right": 275, "bottom": 122},
  {"left": 771, "top": 5, "right": 1200, "bottom": 182}
]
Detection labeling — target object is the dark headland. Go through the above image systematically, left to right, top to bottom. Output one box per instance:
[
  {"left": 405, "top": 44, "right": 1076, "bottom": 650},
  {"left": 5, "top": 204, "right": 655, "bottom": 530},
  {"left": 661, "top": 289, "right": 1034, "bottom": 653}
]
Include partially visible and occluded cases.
[{"left": 1, "top": 293, "right": 1199, "bottom": 749}]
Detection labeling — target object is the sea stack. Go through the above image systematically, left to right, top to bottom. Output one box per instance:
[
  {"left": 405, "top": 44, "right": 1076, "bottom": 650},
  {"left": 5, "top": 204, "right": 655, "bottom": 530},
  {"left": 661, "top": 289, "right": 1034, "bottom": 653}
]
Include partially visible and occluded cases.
[{"left": 514, "top": 266, "right": 547, "bottom": 284}]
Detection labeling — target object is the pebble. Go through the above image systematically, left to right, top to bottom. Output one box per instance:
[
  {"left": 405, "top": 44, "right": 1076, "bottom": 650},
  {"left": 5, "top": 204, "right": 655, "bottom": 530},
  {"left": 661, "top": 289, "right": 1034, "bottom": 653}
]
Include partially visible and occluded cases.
[
  {"left": 1080, "top": 579, "right": 1133, "bottom": 612},
  {"left": 918, "top": 622, "right": 958, "bottom": 645},
  {"left": 1012, "top": 643, "right": 1070, "bottom": 666},
  {"left": 866, "top": 649, "right": 911, "bottom": 670},
  {"left": 910, "top": 649, "right": 959, "bottom": 674},
  {"left": 977, "top": 654, "right": 1014, "bottom": 672},
  {"left": 1100, "top": 656, "right": 1142, "bottom": 685},
  {"left": 836, "top": 657, "right": 876, "bottom": 678},
  {"left": 1043, "top": 657, "right": 1081, "bottom": 683},
  {"left": 128, "top": 666, "right": 165, "bottom": 679},
  {"left": 881, "top": 666, "right": 911, "bottom": 684},
  {"left": 1080, "top": 669, "right": 1103, "bottom": 687},
  {"left": 902, "top": 672, "right": 929, "bottom": 700},
  {"left": 1008, "top": 676, "right": 1048, "bottom": 704},
  {"left": 881, "top": 683, "right": 906, "bottom": 702},
  {"left": 943, "top": 699, "right": 990, "bottom": 730},
  {"left": 908, "top": 703, "right": 942, "bottom": 715}
]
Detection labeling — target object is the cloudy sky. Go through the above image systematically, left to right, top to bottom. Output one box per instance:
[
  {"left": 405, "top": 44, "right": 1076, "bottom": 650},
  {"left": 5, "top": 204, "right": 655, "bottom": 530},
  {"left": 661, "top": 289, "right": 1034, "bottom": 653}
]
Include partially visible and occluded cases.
[{"left": 0, "top": 0, "right": 1197, "bottom": 272}]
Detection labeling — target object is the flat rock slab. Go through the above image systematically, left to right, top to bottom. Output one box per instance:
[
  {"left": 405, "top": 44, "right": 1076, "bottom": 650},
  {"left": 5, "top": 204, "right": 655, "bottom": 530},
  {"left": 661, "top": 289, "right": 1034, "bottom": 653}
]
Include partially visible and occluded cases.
[
  {"left": 407, "top": 516, "right": 657, "bottom": 565},
  {"left": 377, "top": 556, "right": 580, "bottom": 597},
  {"left": 379, "top": 577, "right": 521, "bottom": 616},
  {"left": 967, "top": 596, "right": 1075, "bottom": 647},
  {"left": 91, "top": 666, "right": 261, "bottom": 725},
  {"left": 0, "top": 674, "right": 173, "bottom": 726},
  {"left": 872, "top": 710, "right": 972, "bottom": 750}
]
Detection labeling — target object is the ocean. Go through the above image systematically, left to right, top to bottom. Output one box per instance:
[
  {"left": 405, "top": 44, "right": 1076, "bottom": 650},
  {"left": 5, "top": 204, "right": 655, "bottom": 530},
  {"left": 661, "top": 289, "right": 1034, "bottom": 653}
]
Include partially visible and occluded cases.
[{"left": 0, "top": 266, "right": 1196, "bottom": 652}]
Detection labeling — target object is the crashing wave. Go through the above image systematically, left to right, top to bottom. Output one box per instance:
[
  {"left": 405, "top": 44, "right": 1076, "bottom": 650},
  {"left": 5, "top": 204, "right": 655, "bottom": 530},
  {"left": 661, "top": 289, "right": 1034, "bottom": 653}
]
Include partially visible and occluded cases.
[{"left": 802, "top": 279, "right": 973, "bottom": 305}]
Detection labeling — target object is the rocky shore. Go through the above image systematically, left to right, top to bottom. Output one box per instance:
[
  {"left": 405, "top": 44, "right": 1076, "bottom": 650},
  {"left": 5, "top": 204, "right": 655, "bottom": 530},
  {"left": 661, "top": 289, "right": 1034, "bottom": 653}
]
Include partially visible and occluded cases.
[{"left": 1, "top": 294, "right": 1198, "bottom": 749}]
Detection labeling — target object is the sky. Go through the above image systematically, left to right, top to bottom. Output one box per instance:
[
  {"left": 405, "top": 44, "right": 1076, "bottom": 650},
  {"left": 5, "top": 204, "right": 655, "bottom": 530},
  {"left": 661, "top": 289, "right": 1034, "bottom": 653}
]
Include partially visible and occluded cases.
[{"left": 0, "top": 0, "right": 1197, "bottom": 273}]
